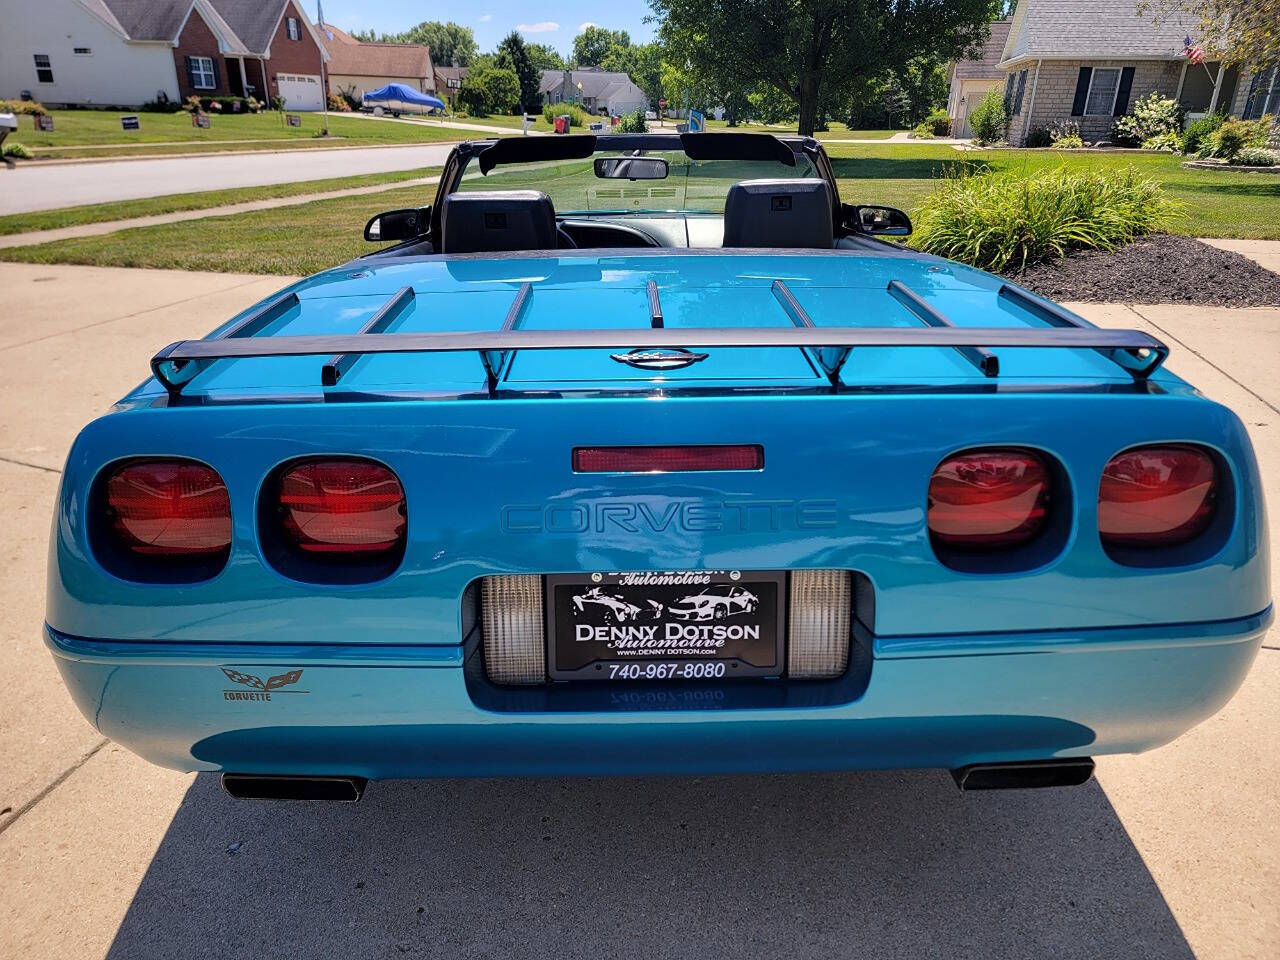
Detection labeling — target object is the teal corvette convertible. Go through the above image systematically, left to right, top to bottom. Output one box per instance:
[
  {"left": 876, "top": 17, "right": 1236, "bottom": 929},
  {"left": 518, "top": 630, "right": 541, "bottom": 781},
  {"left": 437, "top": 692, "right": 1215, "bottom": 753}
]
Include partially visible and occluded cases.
[{"left": 46, "top": 134, "right": 1271, "bottom": 801}]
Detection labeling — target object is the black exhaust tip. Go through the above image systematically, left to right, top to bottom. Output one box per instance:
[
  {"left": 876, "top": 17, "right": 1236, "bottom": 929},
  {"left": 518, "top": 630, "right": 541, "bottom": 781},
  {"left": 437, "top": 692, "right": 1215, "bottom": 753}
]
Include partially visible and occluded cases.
[
  {"left": 951, "top": 758, "right": 1095, "bottom": 791},
  {"left": 220, "top": 774, "right": 367, "bottom": 802}
]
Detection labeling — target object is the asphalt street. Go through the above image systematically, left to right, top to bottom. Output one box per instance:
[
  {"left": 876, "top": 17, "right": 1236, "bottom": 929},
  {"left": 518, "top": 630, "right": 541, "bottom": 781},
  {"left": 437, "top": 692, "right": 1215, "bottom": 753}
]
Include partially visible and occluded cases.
[
  {"left": 0, "top": 143, "right": 458, "bottom": 216},
  {"left": 0, "top": 263, "right": 1275, "bottom": 959}
]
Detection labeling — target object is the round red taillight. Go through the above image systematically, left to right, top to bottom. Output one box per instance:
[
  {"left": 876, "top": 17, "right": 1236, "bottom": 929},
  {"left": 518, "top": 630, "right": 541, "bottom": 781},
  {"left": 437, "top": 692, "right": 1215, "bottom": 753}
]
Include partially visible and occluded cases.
[
  {"left": 1099, "top": 445, "right": 1217, "bottom": 548},
  {"left": 928, "top": 448, "right": 1052, "bottom": 549},
  {"left": 276, "top": 459, "right": 406, "bottom": 555},
  {"left": 105, "top": 460, "right": 231, "bottom": 556}
]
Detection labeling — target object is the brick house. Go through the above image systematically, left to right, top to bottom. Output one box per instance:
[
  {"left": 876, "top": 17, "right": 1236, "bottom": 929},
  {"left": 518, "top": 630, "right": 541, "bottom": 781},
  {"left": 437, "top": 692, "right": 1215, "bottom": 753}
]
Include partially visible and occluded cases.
[
  {"left": 211, "top": 0, "right": 328, "bottom": 110},
  {"left": 996, "top": 0, "right": 1274, "bottom": 145},
  {"left": 433, "top": 66, "right": 468, "bottom": 111}
]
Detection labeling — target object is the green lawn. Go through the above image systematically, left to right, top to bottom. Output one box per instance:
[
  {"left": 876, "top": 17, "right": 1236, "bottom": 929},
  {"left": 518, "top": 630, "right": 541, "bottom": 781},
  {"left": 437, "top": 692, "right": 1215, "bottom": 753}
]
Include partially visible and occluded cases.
[
  {"left": 12, "top": 109, "right": 484, "bottom": 158},
  {"left": 3, "top": 142, "right": 1275, "bottom": 275},
  {"left": 826, "top": 143, "right": 1280, "bottom": 240},
  {"left": 0, "top": 167, "right": 441, "bottom": 236}
]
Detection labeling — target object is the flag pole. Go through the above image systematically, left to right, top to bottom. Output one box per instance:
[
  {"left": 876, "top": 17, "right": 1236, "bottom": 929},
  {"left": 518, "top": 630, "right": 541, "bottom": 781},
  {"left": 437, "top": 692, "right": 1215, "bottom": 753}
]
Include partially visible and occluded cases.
[{"left": 317, "top": 1, "right": 330, "bottom": 135}]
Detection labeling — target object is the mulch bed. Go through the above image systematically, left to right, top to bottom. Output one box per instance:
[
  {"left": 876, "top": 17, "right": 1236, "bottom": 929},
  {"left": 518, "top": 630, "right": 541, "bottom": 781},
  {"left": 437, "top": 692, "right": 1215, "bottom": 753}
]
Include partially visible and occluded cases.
[{"left": 1010, "top": 234, "right": 1280, "bottom": 306}]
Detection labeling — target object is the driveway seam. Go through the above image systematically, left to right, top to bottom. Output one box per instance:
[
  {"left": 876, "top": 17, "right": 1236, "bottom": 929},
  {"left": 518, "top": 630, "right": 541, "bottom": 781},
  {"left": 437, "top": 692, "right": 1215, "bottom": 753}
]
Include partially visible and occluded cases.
[
  {"left": 0, "top": 276, "right": 270, "bottom": 353},
  {"left": 1127, "top": 305, "right": 1280, "bottom": 416},
  {"left": 0, "top": 454, "right": 61, "bottom": 474},
  {"left": 0, "top": 738, "right": 107, "bottom": 836}
]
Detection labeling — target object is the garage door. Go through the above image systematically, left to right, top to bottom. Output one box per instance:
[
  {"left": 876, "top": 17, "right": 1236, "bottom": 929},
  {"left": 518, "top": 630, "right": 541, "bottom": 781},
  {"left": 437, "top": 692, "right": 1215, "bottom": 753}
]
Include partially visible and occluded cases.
[{"left": 276, "top": 73, "right": 323, "bottom": 111}]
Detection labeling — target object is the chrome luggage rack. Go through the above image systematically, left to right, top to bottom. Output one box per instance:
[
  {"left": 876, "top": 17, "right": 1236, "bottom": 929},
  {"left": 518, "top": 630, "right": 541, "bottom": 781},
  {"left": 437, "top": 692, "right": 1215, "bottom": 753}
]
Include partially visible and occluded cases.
[{"left": 150, "top": 280, "right": 1169, "bottom": 399}]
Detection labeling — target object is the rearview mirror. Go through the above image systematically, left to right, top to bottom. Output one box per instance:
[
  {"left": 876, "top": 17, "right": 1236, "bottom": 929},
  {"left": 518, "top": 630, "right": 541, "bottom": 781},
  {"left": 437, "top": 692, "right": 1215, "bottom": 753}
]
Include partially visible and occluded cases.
[
  {"left": 594, "top": 157, "right": 669, "bottom": 180},
  {"left": 849, "top": 204, "right": 912, "bottom": 237},
  {"left": 364, "top": 206, "right": 429, "bottom": 242}
]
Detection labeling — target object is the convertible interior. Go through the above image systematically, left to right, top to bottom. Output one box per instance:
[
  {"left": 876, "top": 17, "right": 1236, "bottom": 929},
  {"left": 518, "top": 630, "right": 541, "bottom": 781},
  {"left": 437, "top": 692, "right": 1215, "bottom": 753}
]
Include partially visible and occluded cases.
[{"left": 363, "top": 133, "right": 912, "bottom": 258}]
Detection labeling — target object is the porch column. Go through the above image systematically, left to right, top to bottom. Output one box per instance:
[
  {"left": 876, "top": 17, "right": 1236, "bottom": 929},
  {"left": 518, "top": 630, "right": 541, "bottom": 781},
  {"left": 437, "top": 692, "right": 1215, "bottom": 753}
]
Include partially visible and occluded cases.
[{"left": 238, "top": 57, "right": 250, "bottom": 98}]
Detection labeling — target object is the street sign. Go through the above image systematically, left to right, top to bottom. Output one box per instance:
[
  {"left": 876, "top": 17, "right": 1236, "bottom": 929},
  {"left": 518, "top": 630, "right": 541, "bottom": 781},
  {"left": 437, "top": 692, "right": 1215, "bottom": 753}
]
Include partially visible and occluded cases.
[
  {"left": 659, "top": 99, "right": 666, "bottom": 109},
  {"left": 120, "top": 115, "right": 140, "bottom": 131}
]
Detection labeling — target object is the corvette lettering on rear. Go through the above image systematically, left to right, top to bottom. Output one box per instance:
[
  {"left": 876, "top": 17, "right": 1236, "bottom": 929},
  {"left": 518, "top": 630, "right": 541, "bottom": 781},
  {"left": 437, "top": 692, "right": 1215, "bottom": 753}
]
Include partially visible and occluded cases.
[{"left": 500, "top": 499, "right": 838, "bottom": 534}]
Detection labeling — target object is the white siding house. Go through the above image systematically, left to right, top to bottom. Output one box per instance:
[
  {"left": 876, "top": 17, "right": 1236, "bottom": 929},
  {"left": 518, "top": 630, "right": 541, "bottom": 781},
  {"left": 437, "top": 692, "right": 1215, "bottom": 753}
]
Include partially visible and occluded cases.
[{"left": 0, "top": 0, "right": 181, "bottom": 106}]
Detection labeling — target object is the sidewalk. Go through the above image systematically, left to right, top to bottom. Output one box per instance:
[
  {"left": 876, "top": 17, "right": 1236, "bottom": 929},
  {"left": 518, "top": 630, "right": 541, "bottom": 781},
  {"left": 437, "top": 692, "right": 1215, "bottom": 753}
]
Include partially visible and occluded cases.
[{"left": 0, "top": 174, "right": 440, "bottom": 250}]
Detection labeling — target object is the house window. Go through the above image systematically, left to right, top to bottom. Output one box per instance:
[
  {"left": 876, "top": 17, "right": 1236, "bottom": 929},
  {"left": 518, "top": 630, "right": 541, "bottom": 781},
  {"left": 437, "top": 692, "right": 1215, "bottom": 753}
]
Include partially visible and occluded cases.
[
  {"left": 287, "top": 17, "right": 300, "bottom": 41},
  {"left": 73, "top": 47, "right": 92, "bottom": 56},
  {"left": 34, "top": 54, "right": 53, "bottom": 84},
  {"left": 190, "top": 56, "right": 216, "bottom": 90},
  {"left": 1245, "top": 65, "right": 1279, "bottom": 119},
  {"left": 1084, "top": 68, "right": 1121, "bottom": 115},
  {"left": 1012, "top": 69, "right": 1028, "bottom": 114}
]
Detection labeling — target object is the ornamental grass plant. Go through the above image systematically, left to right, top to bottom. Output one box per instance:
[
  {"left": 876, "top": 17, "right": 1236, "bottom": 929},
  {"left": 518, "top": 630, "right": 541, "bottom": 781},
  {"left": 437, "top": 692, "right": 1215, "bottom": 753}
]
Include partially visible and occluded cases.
[{"left": 910, "top": 166, "right": 1174, "bottom": 272}]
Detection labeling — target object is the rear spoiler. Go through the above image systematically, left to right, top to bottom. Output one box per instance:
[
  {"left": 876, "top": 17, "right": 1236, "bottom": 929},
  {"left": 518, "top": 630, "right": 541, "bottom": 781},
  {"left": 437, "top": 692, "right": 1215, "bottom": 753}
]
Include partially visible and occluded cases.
[{"left": 151, "top": 281, "right": 1168, "bottom": 399}]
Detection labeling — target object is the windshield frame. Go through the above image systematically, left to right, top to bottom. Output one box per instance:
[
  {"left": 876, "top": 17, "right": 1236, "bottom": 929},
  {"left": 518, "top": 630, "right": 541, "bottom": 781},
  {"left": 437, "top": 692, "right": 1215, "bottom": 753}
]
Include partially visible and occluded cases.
[{"left": 429, "top": 134, "right": 837, "bottom": 234}]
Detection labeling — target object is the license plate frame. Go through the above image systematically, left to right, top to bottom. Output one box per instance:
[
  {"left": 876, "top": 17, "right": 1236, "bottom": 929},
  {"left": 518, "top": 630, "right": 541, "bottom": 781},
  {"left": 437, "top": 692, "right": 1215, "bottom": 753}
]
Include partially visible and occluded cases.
[{"left": 545, "top": 570, "right": 786, "bottom": 682}]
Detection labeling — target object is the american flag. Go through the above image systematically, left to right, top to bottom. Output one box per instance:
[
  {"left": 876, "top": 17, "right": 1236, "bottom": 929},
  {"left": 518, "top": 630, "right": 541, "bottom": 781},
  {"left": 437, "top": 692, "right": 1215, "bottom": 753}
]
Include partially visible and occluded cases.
[{"left": 1184, "top": 37, "right": 1205, "bottom": 64}]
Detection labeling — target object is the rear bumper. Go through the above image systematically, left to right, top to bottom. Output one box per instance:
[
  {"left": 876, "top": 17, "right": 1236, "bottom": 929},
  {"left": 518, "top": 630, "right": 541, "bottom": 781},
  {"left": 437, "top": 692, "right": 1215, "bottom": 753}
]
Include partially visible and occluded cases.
[{"left": 46, "top": 608, "right": 1271, "bottom": 778}]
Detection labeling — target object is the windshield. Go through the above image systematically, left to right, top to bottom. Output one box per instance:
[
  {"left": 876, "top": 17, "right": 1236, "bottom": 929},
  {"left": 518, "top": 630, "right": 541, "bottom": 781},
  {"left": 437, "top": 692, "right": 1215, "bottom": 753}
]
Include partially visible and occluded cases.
[{"left": 455, "top": 149, "right": 821, "bottom": 216}]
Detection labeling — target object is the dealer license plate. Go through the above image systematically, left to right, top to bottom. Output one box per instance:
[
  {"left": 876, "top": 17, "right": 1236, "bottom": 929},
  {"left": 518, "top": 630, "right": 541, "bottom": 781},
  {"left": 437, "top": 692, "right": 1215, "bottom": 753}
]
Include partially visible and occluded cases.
[{"left": 546, "top": 570, "right": 786, "bottom": 682}]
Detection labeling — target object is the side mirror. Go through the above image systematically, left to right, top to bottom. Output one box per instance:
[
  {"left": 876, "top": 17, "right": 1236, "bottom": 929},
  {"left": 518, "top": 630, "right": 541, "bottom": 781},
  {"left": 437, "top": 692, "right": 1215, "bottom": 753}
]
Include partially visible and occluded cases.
[
  {"left": 847, "top": 204, "right": 912, "bottom": 237},
  {"left": 364, "top": 206, "right": 429, "bottom": 242}
]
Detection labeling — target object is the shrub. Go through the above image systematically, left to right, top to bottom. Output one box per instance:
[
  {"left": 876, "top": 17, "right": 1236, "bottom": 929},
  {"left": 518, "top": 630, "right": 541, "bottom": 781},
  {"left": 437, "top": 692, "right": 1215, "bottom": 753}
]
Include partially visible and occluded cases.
[
  {"left": 458, "top": 66, "right": 520, "bottom": 116},
  {"left": 967, "top": 87, "right": 1007, "bottom": 144},
  {"left": 326, "top": 92, "right": 351, "bottom": 112},
  {"left": 1111, "top": 92, "right": 1182, "bottom": 147},
  {"left": 182, "top": 95, "right": 260, "bottom": 114},
  {"left": 0, "top": 99, "right": 47, "bottom": 116},
  {"left": 541, "top": 102, "right": 593, "bottom": 128},
  {"left": 920, "top": 106, "right": 950, "bottom": 137},
  {"left": 615, "top": 109, "right": 647, "bottom": 133},
  {"left": 1182, "top": 112, "right": 1226, "bottom": 154},
  {"left": 1200, "top": 116, "right": 1272, "bottom": 160},
  {"left": 1049, "top": 119, "right": 1082, "bottom": 149},
  {"left": 1209, "top": 119, "right": 1253, "bottom": 160},
  {"left": 911, "top": 120, "right": 936, "bottom": 139},
  {"left": 1023, "top": 127, "right": 1052, "bottom": 148},
  {"left": 1142, "top": 130, "right": 1183, "bottom": 152},
  {"left": 2, "top": 141, "right": 33, "bottom": 159},
  {"left": 1233, "top": 146, "right": 1279, "bottom": 167},
  {"left": 910, "top": 166, "right": 1173, "bottom": 273}
]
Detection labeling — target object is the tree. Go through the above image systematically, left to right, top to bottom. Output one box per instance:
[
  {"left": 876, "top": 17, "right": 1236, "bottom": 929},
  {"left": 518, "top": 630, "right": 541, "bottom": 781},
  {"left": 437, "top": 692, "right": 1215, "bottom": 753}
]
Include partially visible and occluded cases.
[
  {"left": 651, "top": 0, "right": 998, "bottom": 136},
  {"left": 1138, "top": 0, "right": 1280, "bottom": 65},
  {"left": 392, "top": 21, "right": 478, "bottom": 66},
  {"left": 573, "top": 26, "right": 631, "bottom": 66},
  {"left": 497, "top": 31, "right": 542, "bottom": 114},
  {"left": 526, "top": 43, "right": 567, "bottom": 72},
  {"left": 458, "top": 66, "right": 521, "bottom": 115},
  {"left": 880, "top": 75, "right": 911, "bottom": 129}
]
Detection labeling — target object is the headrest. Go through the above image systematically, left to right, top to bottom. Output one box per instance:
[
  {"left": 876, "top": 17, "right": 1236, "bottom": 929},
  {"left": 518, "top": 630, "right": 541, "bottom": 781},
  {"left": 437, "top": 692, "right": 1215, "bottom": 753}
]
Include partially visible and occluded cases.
[
  {"left": 722, "top": 178, "right": 834, "bottom": 249},
  {"left": 439, "top": 190, "right": 556, "bottom": 254}
]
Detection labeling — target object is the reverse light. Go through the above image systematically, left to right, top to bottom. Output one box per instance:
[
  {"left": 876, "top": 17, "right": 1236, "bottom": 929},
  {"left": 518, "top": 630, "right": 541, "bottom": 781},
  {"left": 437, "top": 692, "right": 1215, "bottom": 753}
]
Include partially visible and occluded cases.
[
  {"left": 572, "top": 444, "right": 763, "bottom": 473},
  {"left": 1099, "top": 445, "right": 1218, "bottom": 548},
  {"left": 928, "top": 448, "right": 1051, "bottom": 549},
  {"left": 275, "top": 458, "right": 406, "bottom": 555},
  {"left": 105, "top": 460, "right": 231, "bottom": 556}
]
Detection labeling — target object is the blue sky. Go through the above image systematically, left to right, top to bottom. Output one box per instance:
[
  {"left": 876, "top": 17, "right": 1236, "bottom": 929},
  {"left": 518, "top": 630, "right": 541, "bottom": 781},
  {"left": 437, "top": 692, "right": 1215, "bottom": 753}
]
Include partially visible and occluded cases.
[{"left": 315, "top": 1, "right": 657, "bottom": 55}]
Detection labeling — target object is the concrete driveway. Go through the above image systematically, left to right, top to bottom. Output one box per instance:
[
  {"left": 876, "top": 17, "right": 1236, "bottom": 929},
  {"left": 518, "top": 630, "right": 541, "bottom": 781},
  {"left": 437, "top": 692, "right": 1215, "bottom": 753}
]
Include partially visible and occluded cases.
[
  {"left": 0, "top": 143, "right": 458, "bottom": 216},
  {"left": 0, "top": 263, "right": 1275, "bottom": 959}
]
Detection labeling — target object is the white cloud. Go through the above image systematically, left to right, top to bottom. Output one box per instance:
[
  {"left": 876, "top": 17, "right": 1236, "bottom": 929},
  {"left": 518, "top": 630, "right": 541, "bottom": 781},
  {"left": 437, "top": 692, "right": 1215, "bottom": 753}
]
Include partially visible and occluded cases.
[
  {"left": 478, "top": 14, "right": 491, "bottom": 22},
  {"left": 517, "top": 21, "right": 559, "bottom": 33},
  {"left": 577, "top": 22, "right": 599, "bottom": 32}
]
